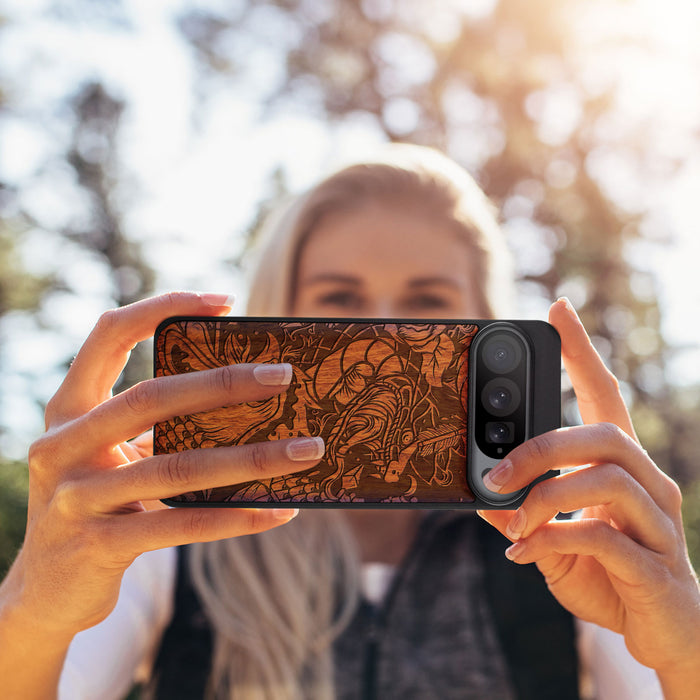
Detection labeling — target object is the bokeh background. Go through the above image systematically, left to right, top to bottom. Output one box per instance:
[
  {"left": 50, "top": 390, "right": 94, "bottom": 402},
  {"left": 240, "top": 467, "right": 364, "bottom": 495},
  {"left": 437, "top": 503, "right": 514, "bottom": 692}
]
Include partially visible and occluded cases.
[{"left": 1, "top": 0, "right": 700, "bottom": 574}]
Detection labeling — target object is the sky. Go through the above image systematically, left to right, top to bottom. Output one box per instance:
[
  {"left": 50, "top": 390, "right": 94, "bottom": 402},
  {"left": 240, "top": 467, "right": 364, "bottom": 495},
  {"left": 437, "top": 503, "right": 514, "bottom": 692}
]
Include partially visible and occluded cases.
[{"left": 1, "top": 0, "right": 700, "bottom": 456}]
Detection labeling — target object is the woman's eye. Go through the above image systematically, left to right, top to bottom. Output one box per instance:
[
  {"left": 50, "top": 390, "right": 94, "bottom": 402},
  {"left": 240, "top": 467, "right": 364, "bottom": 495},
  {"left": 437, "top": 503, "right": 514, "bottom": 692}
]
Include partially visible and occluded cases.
[{"left": 316, "top": 291, "right": 364, "bottom": 310}]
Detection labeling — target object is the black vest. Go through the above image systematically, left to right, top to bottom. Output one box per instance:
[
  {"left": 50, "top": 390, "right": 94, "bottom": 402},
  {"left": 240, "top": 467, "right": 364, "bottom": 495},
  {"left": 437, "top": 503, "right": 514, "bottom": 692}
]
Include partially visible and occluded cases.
[{"left": 148, "top": 514, "right": 579, "bottom": 699}]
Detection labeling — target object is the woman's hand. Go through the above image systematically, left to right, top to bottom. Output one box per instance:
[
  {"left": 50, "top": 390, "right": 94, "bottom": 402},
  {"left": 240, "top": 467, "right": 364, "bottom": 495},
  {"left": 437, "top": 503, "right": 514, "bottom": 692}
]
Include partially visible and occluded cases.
[
  {"left": 1, "top": 292, "right": 324, "bottom": 645},
  {"left": 478, "top": 298, "right": 700, "bottom": 696}
]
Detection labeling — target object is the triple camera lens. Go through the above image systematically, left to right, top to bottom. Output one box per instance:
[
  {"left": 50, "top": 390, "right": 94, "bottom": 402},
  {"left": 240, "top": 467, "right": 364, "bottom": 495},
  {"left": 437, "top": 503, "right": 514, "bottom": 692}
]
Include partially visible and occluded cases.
[
  {"left": 468, "top": 320, "right": 557, "bottom": 506},
  {"left": 472, "top": 326, "right": 530, "bottom": 456}
]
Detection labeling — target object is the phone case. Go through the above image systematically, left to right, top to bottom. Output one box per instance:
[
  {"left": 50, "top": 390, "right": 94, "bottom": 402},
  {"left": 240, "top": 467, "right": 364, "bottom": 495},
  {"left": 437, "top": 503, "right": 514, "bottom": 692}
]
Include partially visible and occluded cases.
[{"left": 153, "top": 317, "right": 560, "bottom": 508}]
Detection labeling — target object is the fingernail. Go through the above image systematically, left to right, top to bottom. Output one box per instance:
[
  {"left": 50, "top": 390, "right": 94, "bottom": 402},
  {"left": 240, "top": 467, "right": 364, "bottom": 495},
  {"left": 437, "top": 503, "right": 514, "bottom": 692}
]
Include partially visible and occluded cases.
[
  {"left": 199, "top": 293, "right": 236, "bottom": 309},
  {"left": 557, "top": 296, "right": 578, "bottom": 319},
  {"left": 254, "top": 363, "right": 293, "bottom": 386},
  {"left": 286, "top": 436, "right": 325, "bottom": 461},
  {"left": 483, "top": 460, "right": 512, "bottom": 493},
  {"left": 273, "top": 508, "right": 299, "bottom": 521},
  {"left": 506, "top": 509, "right": 527, "bottom": 540},
  {"left": 505, "top": 541, "right": 527, "bottom": 561}
]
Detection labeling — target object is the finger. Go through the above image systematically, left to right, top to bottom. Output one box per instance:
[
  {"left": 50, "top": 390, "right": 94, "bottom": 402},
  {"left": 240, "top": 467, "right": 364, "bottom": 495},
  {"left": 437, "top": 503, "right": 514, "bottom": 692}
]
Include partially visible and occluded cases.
[
  {"left": 47, "top": 292, "right": 235, "bottom": 424},
  {"left": 548, "top": 298, "right": 636, "bottom": 439},
  {"left": 67, "top": 362, "right": 294, "bottom": 456},
  {"left": 483, "top": 423, "right": 681, "bottom": 514},
  {"left": 126, "top": 430, "right": 153, "bottom": 459},
  {"left": 87, "top": 436, "right": 325, "bottom": 507},
  {"left": 503, "top": 464, "right": 675, "bottom": 554},
  {"left": 108, "top": 506, "right": 301, "bottom": 558},
  {"left": 476, "top": 509, "right": 516, "bottom": 539},
  {"left": 503, "top": 518, "right": 663, "bottom": 588}
]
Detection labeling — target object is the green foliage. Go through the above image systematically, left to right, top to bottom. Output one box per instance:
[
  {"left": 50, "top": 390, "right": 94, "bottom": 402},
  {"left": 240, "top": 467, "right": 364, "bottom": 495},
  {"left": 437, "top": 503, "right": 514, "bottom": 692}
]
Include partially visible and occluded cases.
[
  {"left": 0, "top": 225, "right": 53, "bottom": 316},
  {"left": 0, "top": 460, "right": 28, "bottom": 577},
  {"left": 682, "top": 478, "right": 700, "bottom": 572}
]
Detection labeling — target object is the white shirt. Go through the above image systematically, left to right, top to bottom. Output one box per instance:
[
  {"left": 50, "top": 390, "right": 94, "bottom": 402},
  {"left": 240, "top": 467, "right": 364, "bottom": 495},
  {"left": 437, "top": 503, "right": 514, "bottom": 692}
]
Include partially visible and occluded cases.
[
  {"left": 59, "top": 548, "right": 663, "bottom": 700},
  {"left": 59, "top": 548, "right": 176, "bottom": 700}
]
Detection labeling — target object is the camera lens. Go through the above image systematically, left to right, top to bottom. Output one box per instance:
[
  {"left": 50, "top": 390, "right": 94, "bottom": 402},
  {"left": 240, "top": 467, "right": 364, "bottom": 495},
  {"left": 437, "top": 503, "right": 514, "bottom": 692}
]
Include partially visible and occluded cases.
[
  {"left": 482, "top": 334, "right": 523, "bottom": 374},
  {"left": 481, "top": 378, "right": 521, "bottom": 417},
  {"left": 489, "top": 387, "right": 511, "bottom": 411},
  {"left": 486, "top": 421, "right": 514, "bottom": 444}
]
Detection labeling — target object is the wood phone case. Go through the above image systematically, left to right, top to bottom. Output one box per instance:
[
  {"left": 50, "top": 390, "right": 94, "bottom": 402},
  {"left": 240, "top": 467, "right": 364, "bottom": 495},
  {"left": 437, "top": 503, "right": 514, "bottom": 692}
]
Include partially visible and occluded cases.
[{"left": 153, "top": 317, "right": 560, "bottom": 508}]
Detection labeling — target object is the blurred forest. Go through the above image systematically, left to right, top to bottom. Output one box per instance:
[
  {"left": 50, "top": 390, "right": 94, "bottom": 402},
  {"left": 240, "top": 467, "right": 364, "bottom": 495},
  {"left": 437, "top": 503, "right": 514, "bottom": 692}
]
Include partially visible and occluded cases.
[{"left": 1, "top": 0, "right": 700, "bottom": 575}]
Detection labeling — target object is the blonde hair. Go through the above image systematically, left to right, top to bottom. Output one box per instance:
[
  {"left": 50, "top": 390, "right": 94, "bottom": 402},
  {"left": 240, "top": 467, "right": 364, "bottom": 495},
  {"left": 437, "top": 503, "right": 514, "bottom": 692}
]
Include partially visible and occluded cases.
[
  {"left": 246, "top": 143, "right": 514, "bottom": 318},
  {"left": 188, "top": 144, "right": 514, "bottom": 699},
  {"left": 189, "top": 512, "right": 359, "bottom": 700}
]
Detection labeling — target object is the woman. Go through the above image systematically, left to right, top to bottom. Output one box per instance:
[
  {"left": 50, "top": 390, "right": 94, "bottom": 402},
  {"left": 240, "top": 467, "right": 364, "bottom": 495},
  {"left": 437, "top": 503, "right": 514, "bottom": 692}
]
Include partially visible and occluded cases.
[{"left": 0, "top": 145, "right": 698, "bottom": 699}]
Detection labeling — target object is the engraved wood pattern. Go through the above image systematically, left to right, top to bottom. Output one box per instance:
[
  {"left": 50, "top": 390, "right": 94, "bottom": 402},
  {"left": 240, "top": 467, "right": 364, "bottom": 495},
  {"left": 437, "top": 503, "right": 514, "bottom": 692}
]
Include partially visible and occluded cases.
[{"left": 154, "top": 320, "right": 479, "bottom": 504}]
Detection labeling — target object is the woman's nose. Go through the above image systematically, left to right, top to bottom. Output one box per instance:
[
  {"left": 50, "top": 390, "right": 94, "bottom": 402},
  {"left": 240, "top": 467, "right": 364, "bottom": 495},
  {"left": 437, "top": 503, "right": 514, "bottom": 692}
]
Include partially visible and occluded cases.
[{"left": 364, "top": 300, "right": 397, "bottom": 318}]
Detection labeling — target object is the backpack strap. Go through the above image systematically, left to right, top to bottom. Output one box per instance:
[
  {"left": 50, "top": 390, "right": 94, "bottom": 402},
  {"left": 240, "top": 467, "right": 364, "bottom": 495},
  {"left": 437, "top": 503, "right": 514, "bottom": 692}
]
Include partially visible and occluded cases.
[
  {"left": 477, "top": 515, "right": 580, "bottom": 700},
  {"left": 146, "top": 546, "right": 212, "bottom": 700}
]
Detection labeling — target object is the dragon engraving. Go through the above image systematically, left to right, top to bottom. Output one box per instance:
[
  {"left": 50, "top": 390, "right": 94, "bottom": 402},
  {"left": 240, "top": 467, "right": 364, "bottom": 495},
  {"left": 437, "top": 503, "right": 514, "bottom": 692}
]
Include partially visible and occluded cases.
[{"left": 154, "top": 320, "right": 478, "bottom": 504}]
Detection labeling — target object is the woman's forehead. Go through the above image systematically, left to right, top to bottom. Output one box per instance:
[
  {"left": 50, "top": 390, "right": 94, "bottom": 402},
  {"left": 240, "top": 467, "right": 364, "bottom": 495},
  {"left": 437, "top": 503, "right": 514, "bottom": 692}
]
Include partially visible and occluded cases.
[{"left": 299, "top": 203, "right": 471, "bottom": 269}]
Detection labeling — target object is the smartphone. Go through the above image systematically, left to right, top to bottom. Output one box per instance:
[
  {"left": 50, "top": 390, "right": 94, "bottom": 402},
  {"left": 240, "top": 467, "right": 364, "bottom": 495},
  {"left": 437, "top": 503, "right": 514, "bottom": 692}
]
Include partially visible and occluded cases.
[{"left": 153, "top": 317, "right": 560, "bottom": 509}]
